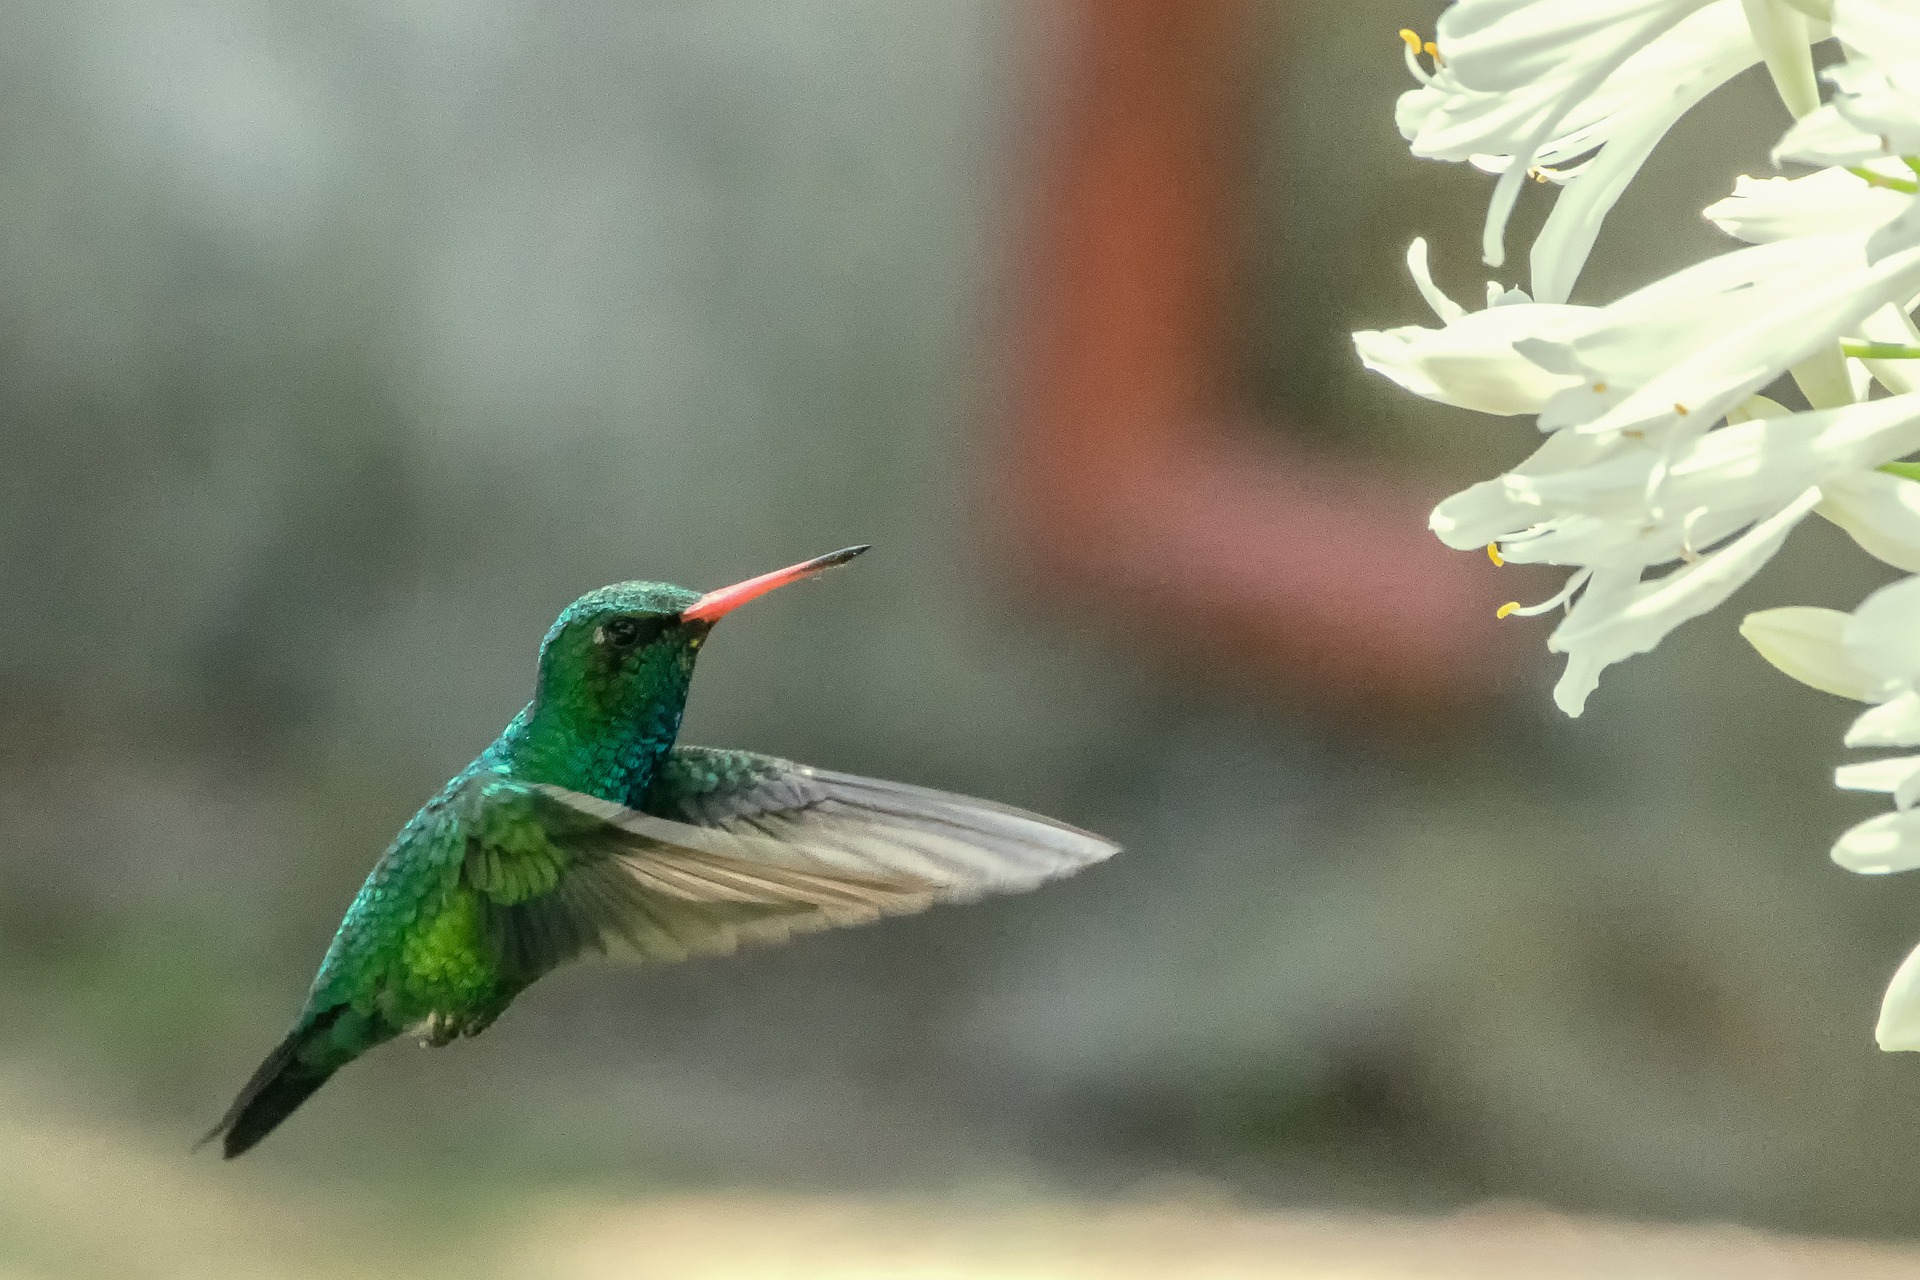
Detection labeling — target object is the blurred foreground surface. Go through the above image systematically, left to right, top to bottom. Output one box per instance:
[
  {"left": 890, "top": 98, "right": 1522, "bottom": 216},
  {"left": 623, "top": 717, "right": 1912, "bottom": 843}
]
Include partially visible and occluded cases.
[{"left": 9, "top": 1071, "right": 1920, "bottom": 1280}]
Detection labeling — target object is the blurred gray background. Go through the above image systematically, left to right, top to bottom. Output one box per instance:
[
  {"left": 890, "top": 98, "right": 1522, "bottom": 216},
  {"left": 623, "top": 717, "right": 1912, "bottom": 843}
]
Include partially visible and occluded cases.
[{"left": 2, "top": 1, "right": 1917, "bottom": 1275}]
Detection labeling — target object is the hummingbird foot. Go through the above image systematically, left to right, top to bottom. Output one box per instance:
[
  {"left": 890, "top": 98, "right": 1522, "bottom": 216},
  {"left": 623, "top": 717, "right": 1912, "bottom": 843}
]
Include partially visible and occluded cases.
[
  {"left": 416, "top": 1007, "right": 504, "bottom": 1047},
  {"left": 418, "top": 1012, "right": 461, "bottom": 1047}
]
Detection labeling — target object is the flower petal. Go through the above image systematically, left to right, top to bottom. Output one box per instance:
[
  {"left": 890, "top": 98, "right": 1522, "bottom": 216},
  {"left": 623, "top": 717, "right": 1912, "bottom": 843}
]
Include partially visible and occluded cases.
[
  {"left": 1407, "top": 0, "right": 1733, "bottom": 269},
  {"left": 1743, "top": 0, "right": 1821, "bottom": 118},
  {"left": 1834, "top": 0, "right": 1920, "bottom": 50},
  {"left": 1525, "top": 5, "right": 1759, "bottom": 301},
  {"left": 1826, "top": 56, "right": 1920, "bottom": 157},
  {"left": 1773, "top": 102, "right": 1889, "bottom": 166},
  {"left": 1704, "top": 167, "right": 1911, "bottom": 245},
  {"left": 1868, "top": 195, "right": 1920, "bottom": 264},
  {"left": 1524, "top": 233, "right": 1867, "bottom": 424},
  {"left": 1405, "top": 237, "right": 1465, "bottom": 324},
  {"left": 1579, "top": 243, "right": 1920, "bottom": 437},
  {"left": 1353, "top": 322, "right": 1585, "bottom": 416},
  {"left": 1524, "top": 392, "right": 1920, "bottom": 514},
  {"left": 1429, "top": 428, "right": 1635, "bottom": 550},
  {"left": 1818, "top": 470, "right": 1920, "bottom": 572},
  {"left": 1546, "top": 486, "right": 1821, "bottom": 715},
  {"left": 1845, "top": 575, "right": 1920, "bottom": 686},
  {"left": 1741, "top": 605, "right": 1880, "bottom": 699},
  {"left": 1847, "top": 691, "right": 1920, "bottom": 747},
  {"left": 1835, "top": 755, "right": 1920, "bottom": 797},
  {"left": 1834, "top": 809, "right": 1920, "bottom": 875},
  {"left": 1878, "top": 938, "right": 1920, "bottom": 1049}
]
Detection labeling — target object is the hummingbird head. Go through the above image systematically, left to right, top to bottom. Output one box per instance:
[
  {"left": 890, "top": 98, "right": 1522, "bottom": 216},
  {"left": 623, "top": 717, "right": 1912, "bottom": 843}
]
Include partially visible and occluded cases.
[{"left": 533, "top": 546, "right": 869, "bottom": 730}]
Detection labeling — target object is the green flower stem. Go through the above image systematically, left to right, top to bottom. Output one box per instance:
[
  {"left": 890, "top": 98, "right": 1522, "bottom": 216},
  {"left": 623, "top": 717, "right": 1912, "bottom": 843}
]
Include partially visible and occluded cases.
[
  {"left": 1852, "top": 166, "right": 1920, "bottom": 194},
  {"left": 1843, "top": 342, "right": 1920, "bottom": 360}
]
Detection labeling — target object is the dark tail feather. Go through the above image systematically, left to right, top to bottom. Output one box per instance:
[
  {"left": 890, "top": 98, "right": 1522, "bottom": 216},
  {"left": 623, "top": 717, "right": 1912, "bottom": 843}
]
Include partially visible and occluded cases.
[{"left": 200, "top": 1007, "right": 349, "bottom": 1159}]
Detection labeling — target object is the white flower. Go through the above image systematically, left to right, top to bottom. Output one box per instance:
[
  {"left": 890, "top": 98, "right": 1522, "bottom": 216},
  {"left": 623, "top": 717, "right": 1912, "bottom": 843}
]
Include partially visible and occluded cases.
[
  {"left": 1379, "top": 0, "right": 1920, "bottom": 1053},
  {"left": 1773, "top": 0, "right": 1920, "bottom": 261},
  {"left": 1776, "top": 0, "right": 1920, "bottom": 161},
  {"left": 1399, "top": 1, "right": 1786, "bottom": 300},
  {"left": 1703, "top": 164, "right": 1911, "bottom": 245},
  {"left": 1366, "top": 220, "right": 1920, "bottom": 719},
  {"left": 1355, "top": 233, "right": 1871, "bottom": 424},
  {"left": 1352, "top": 240, "right": 1586, "bottom": 415},
  {"left": 1567, "top": 241, "right": 1920, "bottom": 439},
  {"left": 1441, "top": 394, "right": 1920, "bottom": 713},
  {"left": 1818, "top": 469, "right": 1920, "bottom": 570},
  {"left": 1744, "top": 574, "right": 1920, "bottom": 1049},
  {"left": 1746, "top": 576, "right": 1920, "bottom": 872},
  {"left": 1735, "top": 605, "right": 1878, "bottom": 699},
  {"left": 1879, "top": 951, "right": 1920, "bottom": 1051}
]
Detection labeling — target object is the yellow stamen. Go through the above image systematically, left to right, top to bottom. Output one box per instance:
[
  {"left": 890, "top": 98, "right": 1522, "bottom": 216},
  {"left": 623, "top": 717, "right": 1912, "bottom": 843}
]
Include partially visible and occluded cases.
[
  {"left": 1399, "top": 28, "right": 1422, "bottom": 52},
  {"left": 1424, "top": 40, "right": 1442, "bottom": 63},
  {"left": 1592, "top": 381, "right": 1607, "bottom": 393},
  {"left": 1674, "top": 402, "right": 1690, "bottom": 415},
  {"left": 1486, "top": 542, "right": 1505, "bottom": 567},
  {"left": 1496, "top": 601, "right": 1521, "bottom": 619}
]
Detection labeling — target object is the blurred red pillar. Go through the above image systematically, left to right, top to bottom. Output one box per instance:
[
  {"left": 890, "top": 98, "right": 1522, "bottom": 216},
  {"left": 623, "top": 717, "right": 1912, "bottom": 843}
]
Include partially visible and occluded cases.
[{"left": 998, "top": 0, "right": 1515, "bottom": 720}]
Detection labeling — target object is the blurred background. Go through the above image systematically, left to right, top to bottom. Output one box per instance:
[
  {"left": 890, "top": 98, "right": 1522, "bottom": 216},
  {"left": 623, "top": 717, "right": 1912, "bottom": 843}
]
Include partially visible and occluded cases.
[{"left": 5, "top": 0, "right": 1920, "bottom": 1275}]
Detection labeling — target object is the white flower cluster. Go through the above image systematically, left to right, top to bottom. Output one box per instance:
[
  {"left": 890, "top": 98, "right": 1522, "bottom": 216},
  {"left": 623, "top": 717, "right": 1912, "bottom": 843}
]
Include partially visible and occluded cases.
[{"left": 1356, "top": 0, "right": 1920, "bottom": 1046}]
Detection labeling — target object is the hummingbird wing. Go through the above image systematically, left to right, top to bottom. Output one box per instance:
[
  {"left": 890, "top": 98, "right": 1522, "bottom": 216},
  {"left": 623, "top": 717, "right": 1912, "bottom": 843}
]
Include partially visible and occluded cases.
[
  {"left": 643, "top": 745, "right": 1117, "bottom": 893},
  {"left": 457, "top": 750, "right": 1116, "bottom": 983}
]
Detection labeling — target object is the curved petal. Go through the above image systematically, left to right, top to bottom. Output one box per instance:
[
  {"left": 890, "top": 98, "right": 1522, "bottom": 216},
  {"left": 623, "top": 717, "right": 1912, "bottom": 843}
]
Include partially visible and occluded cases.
[
  {"left": 1528, "top": 9, "right": 1757, "bottom": 301},
  {"left": 1704, "top": 168, "right": 1910, "bottom": 244},
  {"left": 1818, "top": 470, "right": 1920, "bottom": 572},
  {"left": 1546, "top": 487, "right": 1819, "bottom": 715},
  {"left": 1845, "top": 575, "right": 1920, "bottom": 685},
  {"left": 1741, "top": 605, "right": 1879, "bottom": 699},
  {"left": 1847, "top": 691, "right": 1920, "bottom": 746},
  {"left": 1835, "top": 754, "right": 1920, "bottom": 798},
  {"left": 1834, "top": 809, "right": 1920, "bottom": 874},
  {"left": 1878, "top": 938, "right": 1920, "bottom": 1049}
]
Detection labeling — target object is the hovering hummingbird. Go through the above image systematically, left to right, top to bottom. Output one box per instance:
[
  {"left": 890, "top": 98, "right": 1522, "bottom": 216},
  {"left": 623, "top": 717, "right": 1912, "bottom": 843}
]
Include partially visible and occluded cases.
[{"left": 204, "top": 546, "right": 1116, "bottom": 1157}]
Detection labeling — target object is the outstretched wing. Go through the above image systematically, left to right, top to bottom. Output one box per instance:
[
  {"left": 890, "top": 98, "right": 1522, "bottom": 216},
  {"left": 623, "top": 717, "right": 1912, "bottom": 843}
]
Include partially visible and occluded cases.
[
  {"left": 645, "top": 746, "right": 1117, "bottom": 893},
  {"left": 458, "top": 749, "right": 1116, "bottom": 985}
]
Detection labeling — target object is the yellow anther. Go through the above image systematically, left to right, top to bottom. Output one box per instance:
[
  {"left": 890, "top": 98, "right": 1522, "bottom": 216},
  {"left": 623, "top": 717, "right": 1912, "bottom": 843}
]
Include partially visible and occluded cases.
[
  {"left": 1399, "top": 28, "right": 1422, "bottom": 52},
  {"left": 1424, "top": 40, "right": 1441, "bottom": 61},
  {"left": 1592, "top": 381, "right": 1607, "bottom": 393},
  {"left": 1674, "top": 402, "right": 1690, "bottom": 415},
  {"left": 1486, "top": 542, "right": 1505, "bottom": 567},
  {"left": 1496, "top": 601, "right": 1521, "bottom": 619}
]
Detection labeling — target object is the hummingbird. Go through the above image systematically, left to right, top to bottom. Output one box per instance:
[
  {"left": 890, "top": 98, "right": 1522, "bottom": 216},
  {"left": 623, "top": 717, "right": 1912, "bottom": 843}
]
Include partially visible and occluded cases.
[{"left": 204, "top": 546, "right": 1116, "bottom": 1157}]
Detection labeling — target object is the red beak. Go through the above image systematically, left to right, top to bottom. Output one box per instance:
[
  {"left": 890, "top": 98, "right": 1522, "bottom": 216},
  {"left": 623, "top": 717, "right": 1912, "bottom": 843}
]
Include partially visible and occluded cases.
[{"left": 680, "top": 545, "right": 870, "bottom": 625}]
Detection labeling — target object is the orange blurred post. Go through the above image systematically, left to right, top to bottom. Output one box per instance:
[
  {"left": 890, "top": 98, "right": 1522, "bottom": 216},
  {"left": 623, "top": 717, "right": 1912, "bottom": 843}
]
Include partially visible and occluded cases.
[{"left": 999, "top": 0, "right": 1517, "bottom": 718}]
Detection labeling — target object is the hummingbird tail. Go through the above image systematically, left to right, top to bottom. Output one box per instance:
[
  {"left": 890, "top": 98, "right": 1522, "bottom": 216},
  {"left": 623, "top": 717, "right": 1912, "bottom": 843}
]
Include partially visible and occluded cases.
[{"left": 200, "top": 1005, "right": 379, "bottom": 1158}]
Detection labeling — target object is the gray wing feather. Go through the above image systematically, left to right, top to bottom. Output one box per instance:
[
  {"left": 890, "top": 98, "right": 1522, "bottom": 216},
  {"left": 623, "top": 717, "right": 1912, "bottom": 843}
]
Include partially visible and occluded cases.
[{"left": 466, "top": 750, "right": 1117, "bottom": 981}]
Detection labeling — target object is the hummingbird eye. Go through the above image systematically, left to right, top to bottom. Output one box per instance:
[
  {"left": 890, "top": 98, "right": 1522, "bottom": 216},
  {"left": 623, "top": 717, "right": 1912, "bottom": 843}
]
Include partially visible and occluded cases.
[{"left": 602, "top": 616, "right": 652, "bottom": 648}]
